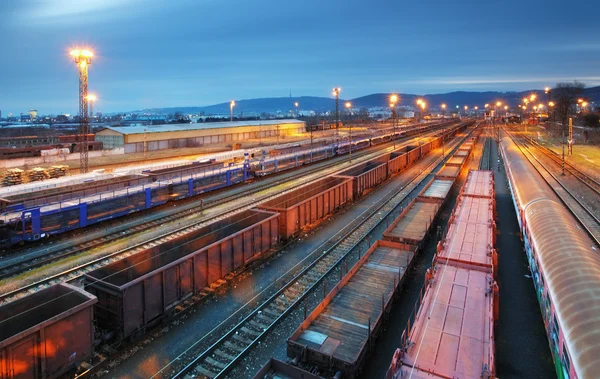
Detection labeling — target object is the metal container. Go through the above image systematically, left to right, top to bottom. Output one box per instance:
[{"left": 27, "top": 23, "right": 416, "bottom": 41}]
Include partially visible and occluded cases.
[
  {"left": 420, "top": 141, "right": 432, "bottom": 156},
  {"left": 387, "top": 150, "right": 408, "bottom": 176},
  {"left": 446, "top": 155, "right": 466, "bottom": 167},
  {"left": 337, "top": 157, "right": 389, "bottom": 198},
  {"left": 436, "top": 164, "right": 461, "bottom": 180},
  {"left": 258, "top": 176, "right": 352, "bottom": 240},
  {"left": 418, "top": 178, "right": 454, "bottom": 202},
  {"left": 382, "top": 198, "right": 441, "bottom": 246},
  {"left": 84, "top": 209, "right": 279, "bottom": 339},
  {"left": 287, "top": 240, "right": 415, "bottom": 378},
  {"left": 0, "top": 283, "right": 97, "bottom": 379}
]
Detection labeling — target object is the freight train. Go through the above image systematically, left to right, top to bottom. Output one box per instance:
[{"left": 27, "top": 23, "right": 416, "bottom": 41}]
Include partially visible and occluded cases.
[
  {"left": 0, "top": 121, "right": 464, "bottom": 248},
  {"left": 0, "top": 123, "right": 469, "bottom": 379},
  {"left": 0, "top": 134, "right": 102, "bottom": 159},
  {"left": 500, "top": 134, "right": 600, "bottom": 379}
]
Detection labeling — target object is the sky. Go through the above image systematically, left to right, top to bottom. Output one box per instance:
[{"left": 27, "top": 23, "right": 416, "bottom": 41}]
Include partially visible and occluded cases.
[{"left": 0, "top": 0, "right": 599, "bottom": 115}]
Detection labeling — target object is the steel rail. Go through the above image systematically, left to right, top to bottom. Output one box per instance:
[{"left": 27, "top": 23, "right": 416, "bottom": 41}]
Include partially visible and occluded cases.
[{"left": 504, "top": 128, "right": 600, "bottom": 246}]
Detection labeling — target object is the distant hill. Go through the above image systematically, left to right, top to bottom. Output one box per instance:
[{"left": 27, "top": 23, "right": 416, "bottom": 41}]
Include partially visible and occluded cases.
[{"left": 133, "top": 87, "right": 600, "bottom": 115}]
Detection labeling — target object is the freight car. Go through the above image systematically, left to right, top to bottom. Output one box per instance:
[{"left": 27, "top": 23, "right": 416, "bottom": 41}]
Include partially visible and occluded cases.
[
  {"left": 500, "top": 135, "right": 600, "bottom": 379},
  {"left": 386, "top": 170, "right": 498, "bottom": 379},
  {"left": 258, "top": 176, "right": 353, "bottom": 240},
  {"left": 84, "top": 209, "right": 279, "bottom": 340},
  {"left": 287, "top": 240, "right": 415, "bottom": 378},
  {"left": 0, "top": 283, "right": 97, "bottom": 379}
]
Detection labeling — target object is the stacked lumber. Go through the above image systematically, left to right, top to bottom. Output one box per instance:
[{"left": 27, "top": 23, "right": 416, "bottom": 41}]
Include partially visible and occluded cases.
[
  {"left": 49, "top": 165, "right": 69, "bottom": 178},
  {"left": 27, "top": 167, "right": 50, "bottom": 182},
  {"left": 1, "top": 168, "right": 24, "bottom": 186}
]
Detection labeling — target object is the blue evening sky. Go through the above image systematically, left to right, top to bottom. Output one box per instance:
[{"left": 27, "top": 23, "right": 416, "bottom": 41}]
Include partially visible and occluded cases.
[{"left": 0, "top": 0, "right": 599, "bottom": 114}]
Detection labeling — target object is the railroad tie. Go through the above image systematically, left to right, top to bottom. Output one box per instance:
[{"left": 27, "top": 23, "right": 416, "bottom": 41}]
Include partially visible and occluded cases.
[
  {"left": 249, "top": 319, "right": 269, "bottom": 330},
  {"left": 240, "top": 326, "right": 261, "bottom": 338},
  {"left": 231, "top": 332, "right": 253, "bottom": 345},
  {"left": 224, "top": 340, "right": 245, "bottom": 353},
  {"left": 214, "top": 349, "right": 236, "bottom": 361},
  {"left": 205, "top": 356, "right": 227, "bottom": 369},
  {"left": 195, "top": 364, "right": 219, "bottom": 378}
]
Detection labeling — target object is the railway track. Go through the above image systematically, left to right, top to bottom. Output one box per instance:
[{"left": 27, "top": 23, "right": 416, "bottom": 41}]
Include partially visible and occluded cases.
[
  {"left": 0, "top": 127, "right": 456, "bottom": 302},
  {"left": 504, "top": 128, "right": 600, "bottom": 245},
  {"left": 515, "top": 129, "right": 600, "bottom": 195},
  {"left": 170, "top": 131, "right": 474, "bottom": 379},
  {"left": 479, "top": 137, "right": 492, "bottom": 170}
]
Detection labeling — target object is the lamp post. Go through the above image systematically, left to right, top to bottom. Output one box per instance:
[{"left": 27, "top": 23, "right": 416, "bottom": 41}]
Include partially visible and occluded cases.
[
  {"left": 333, "top": 87, "right": 341, "bottom": 143},
  {"left": 390, "top": 94, "right": 398, "bottom": 149},
  {"left": 230, "top": 100, "right": 235, "bottom": 122},
  {"left": 294, "top": 101, "right": 299, "bottom": 117},
  {"left": 345, "top": 102, "right": 352, "bottom": 161},
  {"left": 441, "top": 103, "right": 447, "bottom": 159}
]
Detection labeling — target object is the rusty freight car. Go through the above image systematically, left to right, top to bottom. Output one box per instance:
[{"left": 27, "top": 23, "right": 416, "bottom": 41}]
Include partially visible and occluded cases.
[
  {"left": 336, "top": 156, "right": 389, "bottom": 198},
  {"left": 258, "top": 176, "right": 352, "bottom": 240},
  {"left": 83, "top": 209, "right": 279, "bottom": 339},
  {"left": 287, "top": 240, "right": 415, "bottom": 378},
  {"left": 0, "top": 283, "right": 96, "bottom": 379}
]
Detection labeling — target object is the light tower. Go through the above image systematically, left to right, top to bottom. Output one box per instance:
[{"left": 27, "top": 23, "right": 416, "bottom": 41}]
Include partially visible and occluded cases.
[
  {"left": 70, "top": 49, "right": 93, "bottom": 173},
  {"left": 86, "top": 93, "right": 97, "bottom": 121}
]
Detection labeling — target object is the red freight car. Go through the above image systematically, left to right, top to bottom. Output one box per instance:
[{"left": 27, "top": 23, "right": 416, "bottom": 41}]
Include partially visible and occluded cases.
[
  {"left": 258, "top": 176, "right": 353, "bottom": 240},
  {"left": 83, "top": 209, "right": 279, "bottom": 340},
  {"left": 0, "top": 283, "right": 97, "bottom": 379}
]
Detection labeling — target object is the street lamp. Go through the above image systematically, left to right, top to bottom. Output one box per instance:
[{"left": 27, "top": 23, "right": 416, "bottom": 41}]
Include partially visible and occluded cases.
[
  {"left": 333, "top": 87, "right": 341, "bottom": 142},
  {"left": 390, "top": 94, "right": 398, "bottom": 148},
  {"left": 230, "top": 100, "right": 235, "bottom": 121},
  {"left": 345, "top": 101, "right": 352, "bottom": 160},
  {"left": 441, "top": 103, "right": 447, "bottom": 159}
]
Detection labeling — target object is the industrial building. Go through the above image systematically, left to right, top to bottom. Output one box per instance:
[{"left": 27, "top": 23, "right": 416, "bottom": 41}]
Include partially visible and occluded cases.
[{"left": 95, "top": 119, "right": 306, "bottom": 152}]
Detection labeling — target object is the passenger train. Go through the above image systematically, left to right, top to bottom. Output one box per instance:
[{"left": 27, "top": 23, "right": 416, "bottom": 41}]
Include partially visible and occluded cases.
[{"left": 500, "top": 134, "right": 600, "bottom": 379}]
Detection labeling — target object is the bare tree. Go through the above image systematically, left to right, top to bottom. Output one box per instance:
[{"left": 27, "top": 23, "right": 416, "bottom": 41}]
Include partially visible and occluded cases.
[{"left": 553, "top": 81, "right": 585, "bottom": 134}]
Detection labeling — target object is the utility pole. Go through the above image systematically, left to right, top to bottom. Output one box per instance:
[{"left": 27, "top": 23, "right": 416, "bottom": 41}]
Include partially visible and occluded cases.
[
  {"left": 70, "top": 49, "right": 93, "bottom": 173},
  {"left": 345, "top": 101, "right": 352, "bottom": 161},
  {"left": 568, "top": 117, "right": 573, "bottom": 156}
]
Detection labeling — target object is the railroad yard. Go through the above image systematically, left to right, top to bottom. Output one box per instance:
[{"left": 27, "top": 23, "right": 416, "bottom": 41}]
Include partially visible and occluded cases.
[{"left": 1, "top": 119, "right": 599, "bottom": 379}]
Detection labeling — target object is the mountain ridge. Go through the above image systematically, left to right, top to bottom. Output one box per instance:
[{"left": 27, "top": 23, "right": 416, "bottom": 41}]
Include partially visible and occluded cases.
[{"left": 131, "top": 87, "right": 600, "bottom": 115}]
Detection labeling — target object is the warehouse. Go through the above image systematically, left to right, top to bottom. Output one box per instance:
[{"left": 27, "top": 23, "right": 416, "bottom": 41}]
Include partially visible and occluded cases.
[{"left": 96, "top": 119, "right": 306, "bottom": 152}]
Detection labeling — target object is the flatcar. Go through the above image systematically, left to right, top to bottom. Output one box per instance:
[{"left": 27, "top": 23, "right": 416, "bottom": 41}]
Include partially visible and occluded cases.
[{"left": 500, "top": 134, "right": 600, "bottom": 379}]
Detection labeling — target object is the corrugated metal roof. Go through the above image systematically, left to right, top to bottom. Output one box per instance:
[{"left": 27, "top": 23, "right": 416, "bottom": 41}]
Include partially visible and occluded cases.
[{"left": 100, "top": 119, "right": 304, "bottom": 135}]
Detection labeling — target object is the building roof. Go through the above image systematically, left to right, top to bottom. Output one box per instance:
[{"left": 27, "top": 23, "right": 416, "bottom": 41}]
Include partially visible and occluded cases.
[{"left": 99, "top": 119, "right": 304, "bottom": 135}]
